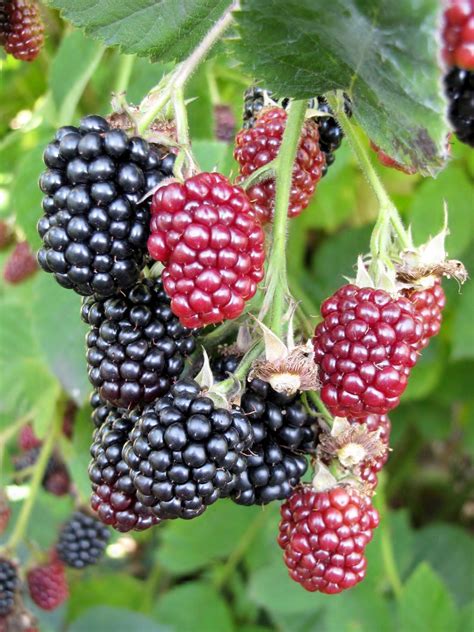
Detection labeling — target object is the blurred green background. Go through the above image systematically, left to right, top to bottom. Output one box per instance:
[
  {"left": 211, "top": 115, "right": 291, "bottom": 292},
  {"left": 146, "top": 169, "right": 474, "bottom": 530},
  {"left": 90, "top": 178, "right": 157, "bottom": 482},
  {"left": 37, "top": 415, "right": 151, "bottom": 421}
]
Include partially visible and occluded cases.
[{"left": 0, "top": 9, "right": 473, "bottom": 632}]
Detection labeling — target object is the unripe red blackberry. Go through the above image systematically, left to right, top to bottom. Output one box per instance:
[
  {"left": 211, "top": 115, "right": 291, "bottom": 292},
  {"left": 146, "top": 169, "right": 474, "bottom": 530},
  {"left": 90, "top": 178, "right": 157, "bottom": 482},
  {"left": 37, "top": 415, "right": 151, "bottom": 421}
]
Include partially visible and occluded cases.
[
  {"left": 3, "top": 0, "right": 44, "bottom": 62},
  {"left": 442, "top": 0, "right": 474, "bottom": 70},
  {"left": 445, "top": 67, "right": 474, "bottom": 147},
  {"left": 214, "top": 105, "right": 236, "bottom": 142},
  {"left": 234, "top": 107, "right": 325, "bottom": 223},
  {"left": 38, "top": 115, "right": 176, "bottom": 297},
  {"left": 147, "top": 172, "right": 265, "bottom": 328},
  {"left": 3, "top": 242, "right": 38, "bottom": 284},
  {"left": 81, "top": 278, "right": 196, "bottom": 408},
  {"left": 405, "top": 281, "right": 446, "bottom": 350},
  {"left": 313, "top": 284, "right": 423, "bottom": 418},
  {"left": 222, "top": 368, "right": 317, "bottom": 505},
  {"left": 122, "top": 378, "right": 254, "bottom": 520},
  {"left": 89, "top": 409, "right": 160, "bottom": 532},
  {"left": 18, "top": 424, "right": 42, "bottom": 451},
  {"left": 278, "top": 485, "right": 379, "bottom": 594},
  {"left": 0, "top": 493, "right": 10, "bottom": 535},
  {"left": 57, "top": 511, "right": 110, "bottom": 569},
  {"left": 26, "top": 552, "right": 68, "bottom": 611},
  {"left": 0, "top": 559, "right": 18, "bottom": 617}
]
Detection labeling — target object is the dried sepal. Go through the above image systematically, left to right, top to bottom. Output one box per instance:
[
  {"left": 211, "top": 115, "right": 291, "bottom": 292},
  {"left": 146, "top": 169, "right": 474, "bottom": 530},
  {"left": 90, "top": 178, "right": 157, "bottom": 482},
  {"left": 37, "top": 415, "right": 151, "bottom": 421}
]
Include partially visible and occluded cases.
[
  {"left": 318, "top": 417, "right": 387, "bottom": 470},
  {"left": 311, "top": 462, "right": 338, "bottom": 492}
]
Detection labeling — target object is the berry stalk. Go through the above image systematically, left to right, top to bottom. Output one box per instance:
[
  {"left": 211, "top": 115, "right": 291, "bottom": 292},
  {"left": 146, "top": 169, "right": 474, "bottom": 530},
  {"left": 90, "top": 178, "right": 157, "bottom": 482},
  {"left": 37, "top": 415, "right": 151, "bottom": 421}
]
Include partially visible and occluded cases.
[
  {"left": 136, "top": 1, "right": 237, "bottom": 135},
  {"left": 114, "top": 54, "right": 136, "bottom": 95},
  {"left": 326, "top": 92, "right": 411, "bottom": 264},
  {"left": 263, "top": 99, "right": 307, "bottom": 337},
  {"left": 4, "top": 404, "right": 64, "bottom": 552},
  {"left": 374, "top": 473, "right": 403, "bottom": 598}
]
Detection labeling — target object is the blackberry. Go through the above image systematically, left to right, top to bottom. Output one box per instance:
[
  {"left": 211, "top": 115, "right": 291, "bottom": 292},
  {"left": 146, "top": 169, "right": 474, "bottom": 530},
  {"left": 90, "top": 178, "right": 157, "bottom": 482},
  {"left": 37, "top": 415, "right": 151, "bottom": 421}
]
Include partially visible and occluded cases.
[
  {"left": 3, "top": 0, "right": 44, "bottom": 62},
  {"left": 0, "top": 2, "right": 9, "bottom": 46},
  {"left": 445, "top": 67, "right": 474, "bottom": 147},
  {"left": 241, "top": 87, "right": 352, "bottom": 174},
  {"left": 38, "top": 115, "right": 176, "bottom": 297},
  {"left": 81, "top": 278, "right": 196, "bottom": 408},
  {"left": 213, "top": 353, "right": 317, "bottom": 505},
  {"left": 122, "top": 378, "right": 254, "bottom": 520},
  {"left": 90, "top": 390, "right": 117, "bottom": 428},
  {"left": 89, "top": 409, "right": 160, "bottom": 532},
  {"left": 13, "top": 448, "right": 70, "bottom": 496},
  {"left": 57, "top": 510, "right": 110, "bottom": 569},
  {"left": 0, "top": 559, "right": 18, "bottom": 617}
]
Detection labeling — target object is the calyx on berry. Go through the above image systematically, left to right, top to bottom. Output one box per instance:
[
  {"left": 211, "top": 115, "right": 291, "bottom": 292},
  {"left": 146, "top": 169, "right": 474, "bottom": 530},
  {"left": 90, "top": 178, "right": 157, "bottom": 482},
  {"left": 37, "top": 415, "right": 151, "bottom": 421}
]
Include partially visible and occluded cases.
[{"left": 248, "top": 318, "right": 319, "bottom": 396}]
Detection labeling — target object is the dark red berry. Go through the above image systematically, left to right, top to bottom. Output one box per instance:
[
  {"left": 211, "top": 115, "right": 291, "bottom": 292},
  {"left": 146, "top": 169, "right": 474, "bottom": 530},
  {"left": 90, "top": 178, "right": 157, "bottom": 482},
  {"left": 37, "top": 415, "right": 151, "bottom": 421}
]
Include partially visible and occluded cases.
[
  {"left": 3, "top": 0, "right": 44, "bottom": 62},
  {"left": 443, "top": 0, "right": 474, "bottom": 70},
  {"left": 214, "top": 105, "right": 236, "bottom": 142},
  {"left": 234, "top": 107, "right": 325, "bottom": 223},
  {"left": 370, "top": 141, "right": 416, "bottom": 174},
  {"left": 148, "top": 172, "right": 265, "bottom": 328},
  {"left": 3, "top": 241, "right": 38, "bottom": 284},
  {"left": 405, "top": 281, "right": 446, "bottom": 350},
  {"left": 312, "top": 284, "right": 423, "bottom": 418},
  {"left": 18, "top": 424, "right": 42, "bottom": 451},
  {"left": 278, "top": 485, "right": 379, "bottom": 594},
  {"left": 0, "top": 493, "right": 10, "bottom": 535},
  {"left": 27, "top": 552, "right": 68, "bottom": 611},
  {"left": 0, "top": 559, "right": 18, "bottom": 617}
]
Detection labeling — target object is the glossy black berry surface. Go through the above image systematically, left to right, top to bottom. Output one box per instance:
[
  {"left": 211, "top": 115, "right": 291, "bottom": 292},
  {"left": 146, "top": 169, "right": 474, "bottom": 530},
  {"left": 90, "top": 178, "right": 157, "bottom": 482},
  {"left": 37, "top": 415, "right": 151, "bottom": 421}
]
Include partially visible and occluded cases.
[
  {"left": 445, "top": 67, "right": 474, "bottom": 147},
  {"left": 38, "top": 115, "right": 176, "bottom": 297},
  {"left": 81, "top": 278, "right": 197, "bottom": 408},
  {"left": 122, "top": 378, "right": 254, "bottom": 520},
  {"left": 57, "top": 510, "right": 110, "bottom": 569}
]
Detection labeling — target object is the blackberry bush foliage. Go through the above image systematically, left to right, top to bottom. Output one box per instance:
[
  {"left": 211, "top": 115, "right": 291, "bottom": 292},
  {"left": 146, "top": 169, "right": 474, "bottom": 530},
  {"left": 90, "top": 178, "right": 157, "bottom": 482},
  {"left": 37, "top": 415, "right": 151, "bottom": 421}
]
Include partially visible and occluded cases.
[
  {"left": 3, "top": 0, "right": 469, "bottom": 621},
  {"left": 38, "top": 115, "right": 175, "bottom": 297},
  {"left": 81, "top": 278, "right": 196, "bottom": 408}
]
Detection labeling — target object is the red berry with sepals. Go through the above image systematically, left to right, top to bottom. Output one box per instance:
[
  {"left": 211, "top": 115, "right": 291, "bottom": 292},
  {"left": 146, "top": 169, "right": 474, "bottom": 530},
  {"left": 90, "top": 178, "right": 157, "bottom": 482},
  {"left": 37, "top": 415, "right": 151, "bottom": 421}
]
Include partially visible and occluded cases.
[
  {"left": 234, "top": 107, "right": 326, "bottom": 223},
  {"left": 147, "top": 172, "right": 265, "bottom": 328},
  {"left": 312, "top": 284, "right": 423, "bottom": 419},
  {"left": 278, "top": 485, "right": 379, "bottom": 594},
  {"left": 26, "top": 551, "right": 68, "bottom": 611}
]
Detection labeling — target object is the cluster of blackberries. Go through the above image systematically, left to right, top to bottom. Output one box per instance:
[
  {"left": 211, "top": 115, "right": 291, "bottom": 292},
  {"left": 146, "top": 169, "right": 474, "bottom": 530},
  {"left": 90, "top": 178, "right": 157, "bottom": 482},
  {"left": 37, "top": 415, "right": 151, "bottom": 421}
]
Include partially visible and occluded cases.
[
  {"left": 242, "top": 86, "right": 350, "bottom": 174},
  {"left": 38, "top": 114, "right": 175, "bottom": 297},
  {"left": 57, "top": 510, "right": 110, "bottom": 569}
]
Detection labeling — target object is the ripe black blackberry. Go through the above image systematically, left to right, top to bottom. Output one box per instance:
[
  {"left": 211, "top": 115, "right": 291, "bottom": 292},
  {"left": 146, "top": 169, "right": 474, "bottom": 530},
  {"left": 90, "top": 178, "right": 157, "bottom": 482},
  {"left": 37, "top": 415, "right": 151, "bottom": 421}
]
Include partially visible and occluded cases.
[
  {"left": 445, "top": 67, "right": 474, "bottom": 147},
  {"left": 241, "top": 87, "right": 351, "bottom": 174},
  {"left": 38, "top": 114, "right": 176, "bottom": 297},
  {"left": 81, "top": 278, "right": 196, "bottom": 409},
  {"left": 213, "top": 355, "right": 318, "bottom": 505},
  {"left": 122, "top": 378, "right": 254, "bottom": 520},
  {"left": 90, "top": 390, "right": 117, "bottom": 428},
  {"left": 89, "top": 408, "right": 160, "bottom": 532},
  {"left": 57, "top": 510, "right": 110, "bottom": 569},
  {"left": 0, "top": 558, "right": 18, "bottom": 617}
]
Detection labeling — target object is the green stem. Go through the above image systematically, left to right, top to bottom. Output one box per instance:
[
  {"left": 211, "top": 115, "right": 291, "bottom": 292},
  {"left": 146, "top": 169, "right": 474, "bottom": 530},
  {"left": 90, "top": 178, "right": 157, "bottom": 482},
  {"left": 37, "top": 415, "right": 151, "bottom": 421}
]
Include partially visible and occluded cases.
[
  {"left": 136, "top": 2, "right": 237, "bottom": 134},
  {"left": 114, "top": 55, "right": 135, "bottom": 94},
  {"left": 172, "top": 87, "right": 199, "bottom": 177},
  {"left": 326, "top": 92, "right": 411, "bottom": 261},
  {"left": 263, "top": 100, "right": 307, "bottom": 338},
  {"left": 239, "top": 159, "right": 278, "bottom": 189},
  {"left": 212, "top": 341, "right": 264, "bottom": 398},
  {"left": 307, "top": 390, "right": 333, "bottom": 426},
  {"left": 5, "top": 407, "right": 63, "bottom": 552},
  {"left": 375, "top": 473, "right": 403, "bottom": 598},
  {"left": 213, "top": 509, "right": 269, "bottom": 590}
]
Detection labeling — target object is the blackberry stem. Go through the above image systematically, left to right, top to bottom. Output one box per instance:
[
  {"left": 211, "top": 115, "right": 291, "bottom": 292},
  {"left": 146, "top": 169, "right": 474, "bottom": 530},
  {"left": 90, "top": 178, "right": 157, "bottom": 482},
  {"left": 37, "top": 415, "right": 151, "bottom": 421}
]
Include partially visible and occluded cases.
[
  {"left": 136, "top": 2, "right": 237, "bottom": 134},
  {"left": 114, "top": 54, "right": 135, "bottom": 94},
  {"left": 172, "top": 87, "right": 199, "bottom": 178},
  {"left": 326, "top": 92, "right": 411, "bottom": 266},
  {"left": 263, "top": 99, "right": 307, "bottom": 338},
  {"left": 212, "top": 341, "right": 264, "bottom": 397},
  {"left": 307, "top": 390, "right": 334, "bottom": 426},
  {"left": 4, "top": 404, "right": 64, "bottom": 553},
  {"left": 374, "top": 472, "right": 403, "bottom": 598}
]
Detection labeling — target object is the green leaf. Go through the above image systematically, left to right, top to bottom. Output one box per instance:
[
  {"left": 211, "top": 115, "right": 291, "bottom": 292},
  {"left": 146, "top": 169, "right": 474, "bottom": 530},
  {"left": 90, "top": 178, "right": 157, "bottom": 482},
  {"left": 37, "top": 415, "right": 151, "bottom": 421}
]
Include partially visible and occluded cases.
[
  {"left": 235, "top": 0, "right": 448, "bottom": 174},
  {"left": 44, "top": 1, "right": 233, "bottom": 63},
  {"left": 50, "top": 30, "right": 105, "bottom": 126},
  {"left": 451, "top": 281, "right": 474, "bottom": 361},
  {"left": 402, "top": 338, "right": 445, "bottom": 401},
  {"left": 65, "top": 403, "right": 95, "bottom": 499},
  {"left": 157, "top": 500, "right": 261, "bottom": 575},
  {"left": 411, "top": 524, "right": 474, "bottom": 607},
  {"left": 398, "top": 563, "right": 457, "bottom": 632},
  {"left": 67, "top": 575, "right": 148, "bottom": 622},
  {"left": 153, "top": 582, "right": 234, "bottom": 632},
  {"left": 458, "top": 602, "right": 474, "bottom": 632},
  {"left": 68, "top": 607, "right": 167, "bottom": 632}
]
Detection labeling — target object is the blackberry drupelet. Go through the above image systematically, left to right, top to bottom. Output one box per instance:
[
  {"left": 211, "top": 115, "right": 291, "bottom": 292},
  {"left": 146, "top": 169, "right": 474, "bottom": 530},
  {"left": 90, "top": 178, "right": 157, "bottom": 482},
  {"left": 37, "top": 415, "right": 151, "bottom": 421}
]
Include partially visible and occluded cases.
[
  {"left": 445, "top": 67, "right": 474, "bottom": 147},
  {"left": 38, "top": 114, "right": 176, "bottom": 297},
  {"left": 81, "top": 278, "right": 196, "bottom": 408},
  {"left": 212, "top": 354, "right": 318, "bottom": 505},
  {"left": 122, "top": 378, "right": 254, "bottom": 520},
  {"left": 90, "top": 390, "right": 116, "bottom": 428},
  {"left": 89, "top": 409, "right": 160, "bottom": 532},
  {"left": 57, "top": 510, "right": 110, "bottom": 569},
  {"left": 0, "top": 559, "right": 18, "bottom": 617}
]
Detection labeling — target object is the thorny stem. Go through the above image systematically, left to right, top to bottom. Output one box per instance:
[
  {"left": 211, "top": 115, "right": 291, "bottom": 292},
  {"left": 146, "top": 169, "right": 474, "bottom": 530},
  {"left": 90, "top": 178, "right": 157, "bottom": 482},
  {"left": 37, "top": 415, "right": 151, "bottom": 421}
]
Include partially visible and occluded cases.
[
  {"left": 136, "top": 2, "right": 237, "bottom": 134},
  {"left": 172, "top": 87, "right": 199, "bottom": 178},
  {"left": 326, "top": 92, "right": 411, "bottom": 268},
  {"left": 263, "top": 100, "right": 307, "bottom": 338},
  {"left": 239, "top": 159, "right": 278, "bottom": 190},
  {"left": 213, "top": 341, "right": 264, "bottom": 397},
  {"left": 4, "top": 406, "right": 63, "bottom": 553},
  {"left": 374, "top": 472, "right": 403, "bottom": 598}
]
